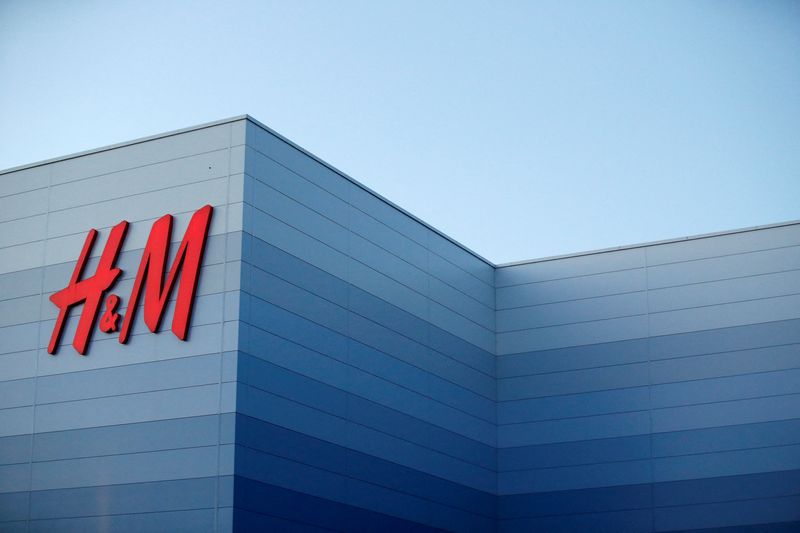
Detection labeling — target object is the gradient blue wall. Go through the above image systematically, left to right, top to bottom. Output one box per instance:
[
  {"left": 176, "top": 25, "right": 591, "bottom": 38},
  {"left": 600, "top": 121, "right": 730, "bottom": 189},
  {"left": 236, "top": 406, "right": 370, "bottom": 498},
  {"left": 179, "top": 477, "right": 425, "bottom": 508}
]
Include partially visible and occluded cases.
[
  {"left": 3, "top": 117, "right": 799, "bottom": 532},
  {"left": 0, "top": 120, "right": 246, "bottom": 532},
  {"left": 234, "top": 120, "right": 497, "bottom": 531},
  {"left": 496, "top": 224, "right": 800, "bottom": 532}
]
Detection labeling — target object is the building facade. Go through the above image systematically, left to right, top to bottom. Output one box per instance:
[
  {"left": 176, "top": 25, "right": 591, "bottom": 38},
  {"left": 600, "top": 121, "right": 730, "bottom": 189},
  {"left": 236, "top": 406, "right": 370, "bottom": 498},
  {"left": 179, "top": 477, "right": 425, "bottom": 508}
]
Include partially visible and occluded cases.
[{"left": 1, "top": 116, "right": 798, "bottom": 532}]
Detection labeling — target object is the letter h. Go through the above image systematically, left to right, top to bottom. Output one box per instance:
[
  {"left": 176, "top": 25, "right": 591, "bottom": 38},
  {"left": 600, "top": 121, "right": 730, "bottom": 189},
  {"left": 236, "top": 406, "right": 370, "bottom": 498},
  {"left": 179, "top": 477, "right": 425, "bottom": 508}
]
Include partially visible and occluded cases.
[{"left": 48, "top": 221, "right": 129, "bottom": 355}]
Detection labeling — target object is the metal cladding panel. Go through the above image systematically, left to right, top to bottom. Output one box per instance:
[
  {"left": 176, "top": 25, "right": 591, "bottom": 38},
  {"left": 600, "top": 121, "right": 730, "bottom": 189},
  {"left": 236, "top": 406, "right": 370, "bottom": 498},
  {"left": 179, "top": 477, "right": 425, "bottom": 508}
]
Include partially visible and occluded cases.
[
  {"left": 4, "top": 118, "right": 799, "bottom": 532},
  {"left": 0, "top": 119, "right": 245, "bottom": 531},
  {"left": 238, "top": 122, "right": 497, "bottom": 531},
  {"left": 496, "top": 222, "right": 800, "bottom": 531}
]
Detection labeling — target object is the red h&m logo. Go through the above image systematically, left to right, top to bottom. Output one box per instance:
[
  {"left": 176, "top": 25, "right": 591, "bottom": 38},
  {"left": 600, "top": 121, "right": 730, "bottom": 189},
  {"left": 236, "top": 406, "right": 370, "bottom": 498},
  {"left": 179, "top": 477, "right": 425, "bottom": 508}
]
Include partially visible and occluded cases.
[{"left": 48, "top": 205, "right": 214, "bottom": 355}]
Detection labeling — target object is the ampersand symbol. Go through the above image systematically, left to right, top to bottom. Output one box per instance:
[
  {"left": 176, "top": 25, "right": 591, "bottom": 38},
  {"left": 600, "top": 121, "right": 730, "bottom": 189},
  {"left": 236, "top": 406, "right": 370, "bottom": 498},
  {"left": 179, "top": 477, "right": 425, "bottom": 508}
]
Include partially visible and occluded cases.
[{"left": 99, "top": 294, "right": 122, "bottom": 333}]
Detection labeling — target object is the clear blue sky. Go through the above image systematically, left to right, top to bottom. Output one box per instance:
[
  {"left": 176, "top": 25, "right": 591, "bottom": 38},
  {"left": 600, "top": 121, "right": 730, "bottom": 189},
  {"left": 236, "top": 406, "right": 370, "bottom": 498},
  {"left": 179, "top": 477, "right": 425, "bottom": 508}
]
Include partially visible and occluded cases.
[{"left": 1, "top": 1, "right": 798, "bottom": 263}]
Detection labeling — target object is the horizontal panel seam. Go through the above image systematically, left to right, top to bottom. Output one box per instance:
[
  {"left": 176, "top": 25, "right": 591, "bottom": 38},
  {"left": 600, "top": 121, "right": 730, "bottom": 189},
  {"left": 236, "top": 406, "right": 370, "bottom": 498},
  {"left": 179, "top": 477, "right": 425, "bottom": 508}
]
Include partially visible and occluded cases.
[{"left": 237, "top": 382, "right": 496, "bottom": 469}]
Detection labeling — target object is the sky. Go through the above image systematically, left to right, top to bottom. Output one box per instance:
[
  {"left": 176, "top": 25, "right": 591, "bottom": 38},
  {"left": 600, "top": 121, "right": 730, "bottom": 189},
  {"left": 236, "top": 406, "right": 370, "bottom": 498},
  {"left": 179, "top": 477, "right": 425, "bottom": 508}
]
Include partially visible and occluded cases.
[{"left": 1, "top": 0, "right": 798, "bottom": 264}]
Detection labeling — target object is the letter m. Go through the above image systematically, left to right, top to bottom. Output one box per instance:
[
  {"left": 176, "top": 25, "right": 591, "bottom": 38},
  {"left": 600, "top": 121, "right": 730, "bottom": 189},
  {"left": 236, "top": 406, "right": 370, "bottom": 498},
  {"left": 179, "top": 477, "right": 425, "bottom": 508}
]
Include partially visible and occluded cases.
[{"left": 119, "top": 204, "right": 213, "bottom": 344}]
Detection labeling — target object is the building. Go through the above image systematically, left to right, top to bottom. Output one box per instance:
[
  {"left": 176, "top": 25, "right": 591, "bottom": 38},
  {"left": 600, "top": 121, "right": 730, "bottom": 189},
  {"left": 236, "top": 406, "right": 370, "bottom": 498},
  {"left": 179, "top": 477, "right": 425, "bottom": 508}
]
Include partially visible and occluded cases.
[{"left": 1, "top": 115, "right": 798, "bottom": 532}]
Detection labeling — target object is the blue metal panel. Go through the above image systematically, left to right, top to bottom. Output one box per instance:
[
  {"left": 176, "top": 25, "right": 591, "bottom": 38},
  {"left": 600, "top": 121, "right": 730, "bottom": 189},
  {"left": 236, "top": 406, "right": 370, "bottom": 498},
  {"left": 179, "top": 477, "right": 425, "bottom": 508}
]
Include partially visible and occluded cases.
[
  {"left": 5, "top": 119, "right": 800, "bottom": 531},
  {"left": 246, "top": 122, "right": 352, "bottom": 202},
  {"left": 245, "top": 147, "right": 350, "bottom": 227},
  {"left": 50, "top": 149, "right": 231, "bottom": 213},
  {"left": 0, "top": 164, "right": 49, "bottom": 196},
  {"left": 246, "top": 177, "right": 351, "bottom": 253},
  {"left": 348, "top": 185, "right": 429, "bottom": 247},
  {"left": 0, "top": 187, "right": 47, "bottom": 222},
  {"left": 243, "top": 205, "right": 350, "bottom": 281},
  {"left": 349, "top": 205, "right": 429, "bottom": 270},
  {"left": 0, "top": 214, "right": 46, "bottom": 248},
  {"left": 645, "top": 224, "right": 800, "bottom": 265},
  {"left": 426, "top": 231, "right": 493, "bottom": 286},
  {"left": 244, "top": 233, "right": 349, "bottom": 306},
  {"left": 350, "top": 233, "right": 429, "bottom": 295},
  {"left": 647, "top": 245, "right": 800, "bottom": 288},
  {"left": 495, "top": 247, "right": 645, "bottom": 287},
  {"left": 428, "top": 251, "right": 494, "bottom": 308},
  {"left": 348, "top": 259, "right": 429, "bottom": 318},
  {"left": 242, "top": 262, "right": 349, "bottom": 335},
  {"left": 0, "top": 267, "right": 41, "bottom": 302},
  {"left": 496, "top": 267, "right": 646, "bottom": 309},
  {"left": 648, "top": 269, "right": 800, "bottom": 312},
  {"left": 428, "top": 276, "right": 494, "bottom": 331},
  {"left": 348, "top": 286, "right": 430, "bottom": 345},
  {"left": 497, "top": 291, "right": 647, "bottom": 332},
  {"left": 649, "top": 293, "right": 800, "bottom": 336},
  {"left": 0, "top": 294, "right": 40, "bottom": 328},
  {"left": 428, "top": 300, "right": 494, "bottom": 353},
  {"left": 347, "top": 313, "right": 494, "bottom": 397},
  {"left": 497, "top": 314, "right": 648, "bottom": 354},
  {"left": 649, "top": 318, "right": 800, "bottom": 360},
  {"left": 0, "top": 322, "right": 38, "bottom": 355},
  {"left": 428, "top": 326, "right": 496, "bottom": 378},
  {"left": 497, "top": 337, "right": 648, "bottom": 377},
  {"left": 346, "top": 343, "right": 495, "bottom": 423},
  {"left": 650, "top": 343, "right": 800, "bottom": 383},
  {"left": 240, "top": 348, "right": 493, "bottom": 441},
  {"left": 237, "top": 353, "right": 349, "bottom": 418},
  {"left": 35, "top": 355, "right": 222, "bottom": 405},
  {"left": 499, "top": 362, "right": 649, "bottom": 400},
  {"left": 651, "top": 368, "right": 800, "bottom": 408},
  {"left": 0, "top": 378, "right": 35, "bottom": 409},
  {"left": 237, "top": 383, "right": 494, "bottom": 491},
  {"left": 33, "top": 384, "right": 224, "bottom": 433},
  {"left": 498, "top": 386, "right": 650, "bottom": 424},
  {"left": 652, "top": 394, "right": 800, "bottom": 433},
  {"left": 0, "top": 406, "right": 33, "bottom": 438},
  {"left": 498, "top": 410, "right": 651, "bottom": 447},
  {"left": 235, "top": 414, "right": 495, "bottom": 513},
  {"left": 32, "top": 415, "right": 224, "bottom": 462},
  {"left": 652, "top": 419, "right": 800, "bottom": 458},
  {"left": 0, "top": 434, "right": 31, "bottom": 465},
  {"left": 498, "top": 434, "right": 651, "bottom": 471},
  {"left": 235, "top": 444, "right": 494, "bottom": 531},
  {"left": 653, "top": 444, "right": 800, "bottom": 482},
  {"left": 30, "top": 445, "right": 226, "bottom": 491},
  {"left": 499, "top": 458, "right": 652, "bottom": 493},
  {"left": 0, "top": 463, "right": 29, "bottom": 493},
  {"left": 652, "top": 469, "right": 800, "bottom": 507},
  {"left": 234, "top": 476, "right": 444, "bottom": 532},
  {"left": 29, "top": 477, "right": 220, "bottom": 519},
  {"left": 499, "top": 482, "right": 651, "bottom": 518},
  {"left": 0, "top": 491, "right": 28, "bottom": 522},
  {"left": 652, "top": 494, "right": 800, "bottom": 531},
  {"left": 28, "top": 508, "right": 217, "bottom": 533},
  {"left": 500, "top": 508, "right": 653, "bottom": 533},
  {"left": 233, "top": 509, "right": 333, "bottom": 533}
]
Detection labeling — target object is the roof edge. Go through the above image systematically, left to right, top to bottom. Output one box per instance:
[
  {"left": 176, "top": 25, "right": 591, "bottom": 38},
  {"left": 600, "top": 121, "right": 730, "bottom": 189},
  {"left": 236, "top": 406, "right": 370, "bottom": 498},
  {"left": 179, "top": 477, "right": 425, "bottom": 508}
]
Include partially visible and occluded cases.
[
  {"left": 0, "top": 114, "right": 495, "bottom": 267},
  {"left": 0, "top": 115, "right": 250, "bottom": 176},
  {"left": 2, "top": 115, "right": 794, "bottom": 271},
  {"left": 242, "top": 115, "right": 496, "bottom": 267},
  {"left": 496, "top": 218, "right": 800, "bottom": 268}
]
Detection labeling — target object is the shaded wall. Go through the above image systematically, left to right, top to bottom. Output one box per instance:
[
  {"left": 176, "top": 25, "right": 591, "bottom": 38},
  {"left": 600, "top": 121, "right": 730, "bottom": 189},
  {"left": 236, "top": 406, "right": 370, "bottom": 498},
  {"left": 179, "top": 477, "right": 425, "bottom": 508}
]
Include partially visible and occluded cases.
[
  {"left": 2, "top": 116, "right": 799, "bottom": 532},
  {"left": 235, "top": 120, "right": 497, "bottom": 531},
  {"left": 495, "top": 224, "right": 800, "bottom": 532}
]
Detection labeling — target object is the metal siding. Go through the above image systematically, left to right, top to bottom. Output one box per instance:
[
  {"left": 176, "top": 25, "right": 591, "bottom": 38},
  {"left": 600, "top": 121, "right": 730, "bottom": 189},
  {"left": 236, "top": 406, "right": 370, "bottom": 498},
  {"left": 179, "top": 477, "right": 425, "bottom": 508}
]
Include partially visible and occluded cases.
[
  {"left": 4, "top": 118, "right": 798, "bottom": 531},
  {"left": 0, "top": 119, "right": 245, "bottom": 529},
  {"left": 237, "top": 123, "right": 497, "bottom": 530},
  {"left": 496, "top": 223, "right": 800, "bottom": 530}
]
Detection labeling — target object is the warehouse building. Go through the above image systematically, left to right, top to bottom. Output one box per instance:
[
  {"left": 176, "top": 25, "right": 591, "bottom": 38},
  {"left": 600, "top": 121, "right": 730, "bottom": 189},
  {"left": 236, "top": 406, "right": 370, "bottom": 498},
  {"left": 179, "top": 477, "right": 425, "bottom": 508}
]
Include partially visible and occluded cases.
[{"left": 1, "top": 116, "right": 799, "bottom": 532}]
